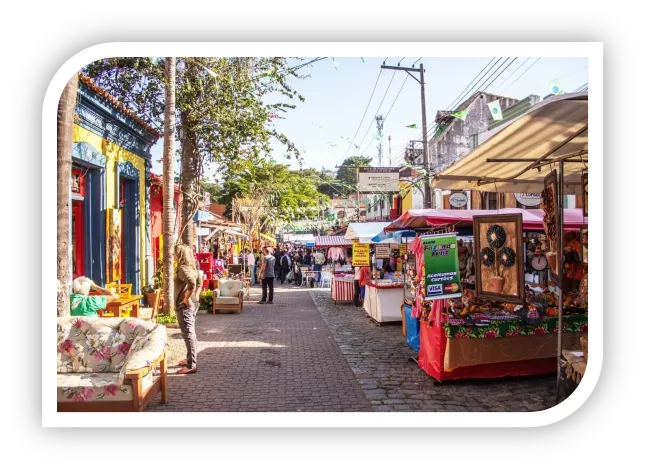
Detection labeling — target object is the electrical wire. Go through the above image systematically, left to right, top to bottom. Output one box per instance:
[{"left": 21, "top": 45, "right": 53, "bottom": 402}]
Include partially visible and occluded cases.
[
  {"left": 479, "top": 57, "right": 516, "bottom": 92},
  {"left": 494, "top": 57, "right": 531, "bottom": 91},
  {"left": 501, "top": 57, "right": 541, "bottom": 93},
  {"left": 336, "top": 69, "right": 384, "bottom": 165},
  {"left": 353, "top": 72, "right": 397, "bottom": 153}
]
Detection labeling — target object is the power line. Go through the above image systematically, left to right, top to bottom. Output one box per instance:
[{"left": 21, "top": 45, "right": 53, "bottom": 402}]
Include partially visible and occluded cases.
[
  {"left": 444, "top": 57, "right": 497, "bottom": 112},
  {"left": 469, "top": 57, "right": 511, "bottom": 99},
  {"left": 481, "top": 57, "right": 517, "bottom": 92},
  {"left": 494, "top": 57, "right": 531, "bottom": 91},
  {"left": 501, "top": 57, "right": 541, "bottom": 93},
  {"left": 336, "top": 70, "right": 384, "bottom": 165},
  {"left": 354, "top": 72, "right": 397, "bottom": 153},
  {"left": 360, "top": 75, "right": 409, "bottom": 158}
]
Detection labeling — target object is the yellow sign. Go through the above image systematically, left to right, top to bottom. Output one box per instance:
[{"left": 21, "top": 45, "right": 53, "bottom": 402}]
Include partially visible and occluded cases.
[
  {"left": 352, "top": 240, "right": 370, "bottom": 267},
  {"left": 400, "top": 244, "right": 408, "bottom": 255}
]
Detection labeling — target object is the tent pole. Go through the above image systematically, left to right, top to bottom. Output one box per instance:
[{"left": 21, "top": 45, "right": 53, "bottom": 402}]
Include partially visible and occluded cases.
[{"left": 556, "top": 160, "right": 565, "bottom": 403}]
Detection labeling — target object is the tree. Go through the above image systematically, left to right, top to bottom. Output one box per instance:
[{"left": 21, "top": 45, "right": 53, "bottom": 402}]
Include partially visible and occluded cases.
[
  {"left": 84, "top": 57, "right": 309, "bottom": 246},
  {"left": 162, "top": 58, "right": 176, "bottom": 315},
  {"left": 57, "top": 73, "right": 79, "bottom": 317},
  {"left": 335, "top": 156, "right": 372, "bottom": 196}
]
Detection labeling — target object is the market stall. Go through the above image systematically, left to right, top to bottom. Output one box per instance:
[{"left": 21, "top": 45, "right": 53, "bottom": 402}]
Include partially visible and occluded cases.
[
  {"left": 410, "top": 92, "right": 590, "bottom": 383},
  {"left": 345, "top": 222, "right": 405, "bottom": 323},
  {"left": 315, "top": 236, "right": 354, "bottom": 302}
]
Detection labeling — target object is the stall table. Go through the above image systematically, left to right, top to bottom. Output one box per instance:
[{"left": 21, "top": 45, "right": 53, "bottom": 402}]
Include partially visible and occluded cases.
[
  {"left": 332, "top": 276, "right": 354, "bottom": 303},
  {"left": 363, "top": 282, "right": 404, "bottom": 323}
]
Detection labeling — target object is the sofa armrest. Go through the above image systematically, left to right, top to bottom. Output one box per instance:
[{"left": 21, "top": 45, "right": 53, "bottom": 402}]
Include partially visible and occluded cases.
[
  {"left": 213, "top": 289, "right": 221, "bottom": 298},
  {"left": 119, "top": 324, "right": 167, "bottom": 384},
  {"left": 125, "top": 351, "right": 165, "bottom": 380}
]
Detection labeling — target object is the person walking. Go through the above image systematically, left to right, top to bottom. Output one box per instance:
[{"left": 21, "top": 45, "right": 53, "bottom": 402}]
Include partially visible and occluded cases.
[
  {"left": 174, "top": 243, "right": 203, "bottom": 375},
  {"left": 259, "top": 247, "right": 276, "bottom": 304},
  {"left": 247, "top": 249, "right": 256, "bottom": 285},
  {"left": 313, "top": 249, "right": 326, "bottom": 283},
  {"left": 280, "top": 251, "right": 291, "bottom": 284}
]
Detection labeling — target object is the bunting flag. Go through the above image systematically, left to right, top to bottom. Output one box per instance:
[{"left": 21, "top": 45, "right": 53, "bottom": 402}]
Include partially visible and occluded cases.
[
  {"left": 549, "top": 79, "right": 565, "bottom": 95},
  {"left": 487, "top": 100, "right": 503, "bottom": 121},
  {"left": 452, "top": 109, "right": 469, "bottom": 120},
  {"left": 406, "top": 124, "right": 418, "bottom": 129}
]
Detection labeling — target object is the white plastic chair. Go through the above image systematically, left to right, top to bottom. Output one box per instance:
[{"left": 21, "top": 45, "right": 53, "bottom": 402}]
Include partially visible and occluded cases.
[{"left": 319, "top": 270, "right": 332, "bottom": 289}]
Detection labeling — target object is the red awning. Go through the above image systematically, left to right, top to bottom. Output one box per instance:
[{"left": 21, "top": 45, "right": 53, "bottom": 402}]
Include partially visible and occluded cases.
[
  {"left": 384, "top": 208, "right": 587, "bottom": 233},
  {"left": 314, "top": 236, "right": 352, "bottom": 248}
]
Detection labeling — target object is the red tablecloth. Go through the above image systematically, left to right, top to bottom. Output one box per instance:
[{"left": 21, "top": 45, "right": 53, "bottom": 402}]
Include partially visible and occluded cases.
[{"left": 332, "top": 277, "right": 354, "bottom": 302}]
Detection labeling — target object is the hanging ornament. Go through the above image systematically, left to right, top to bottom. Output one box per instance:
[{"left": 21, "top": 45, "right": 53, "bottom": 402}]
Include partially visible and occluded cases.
[{"left": 549, "top": 79, "right": 565, "bottom": 95}]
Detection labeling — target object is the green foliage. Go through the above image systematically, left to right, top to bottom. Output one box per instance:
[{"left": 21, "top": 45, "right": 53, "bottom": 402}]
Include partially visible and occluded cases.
[
  {"left": 83, "top": 57, "right": 309, "bottom": 173},
  {"left": 335, "top": 156, "right": 373, "bottom": 195},
  {"left": 219, "top": 159, "right": 328, "bottom": 223},
  {"left": 199, "top": 289, "right": 213, "bottom": 311},
  {"left": 157, "top": 314, "right": 178, "bottom": 325}
]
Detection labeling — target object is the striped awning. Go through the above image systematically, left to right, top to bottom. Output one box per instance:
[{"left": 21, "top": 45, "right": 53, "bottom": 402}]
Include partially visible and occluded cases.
[{"left": 315, "top": 236, "right": 352, "bottom": 248}]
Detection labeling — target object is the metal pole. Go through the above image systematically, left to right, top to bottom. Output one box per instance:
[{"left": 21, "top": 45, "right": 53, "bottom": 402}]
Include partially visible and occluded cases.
[
  {"left": 420, "top": 64, "right": 431, "bottom": 209},
  {"left": 388, "top": 135, "right": 392, "bottom": 166},
  {"left": 556, "top": 161, "right": 564, "bottom": 402},
  {"left": 356, "top": 166, "right": 360, "bottom": 221}
]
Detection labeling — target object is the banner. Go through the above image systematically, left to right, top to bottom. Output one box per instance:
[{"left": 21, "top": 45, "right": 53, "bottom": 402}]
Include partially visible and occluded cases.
[
  {"left": 487, "top": 100, "right": 503, "bottom": 120},
  {"left": 422, "top": 233, "right": 461, "bottom": 300},
  {"left": 352, "top": 240, "right": 370, "bottom": 267}
]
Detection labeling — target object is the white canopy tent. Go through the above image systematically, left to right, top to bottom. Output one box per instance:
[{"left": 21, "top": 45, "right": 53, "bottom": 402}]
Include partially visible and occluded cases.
[
  {"left": 433, "top": 92, "right": 588, "bottom": 194},
  {"left": 344, "top": 222, "right": 392, "bottom": 244}
]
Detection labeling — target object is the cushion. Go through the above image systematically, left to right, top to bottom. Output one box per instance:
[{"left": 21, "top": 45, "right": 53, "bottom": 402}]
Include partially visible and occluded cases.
[
  {"left": 219, "top": 280, "right": 243, "bottom": 297},
  {"left": 215, "top": 296, "right": 241, "bottom": 305},
  {"left": 57, "top": 317, "right": 166, "bottom": 382},
  {"left": 57, "top": 372, "right": 154, "bottom": 403}
]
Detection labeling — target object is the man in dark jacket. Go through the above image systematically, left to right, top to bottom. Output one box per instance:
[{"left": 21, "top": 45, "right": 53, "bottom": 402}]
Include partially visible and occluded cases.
[{"left": 279, "top": 251, "right": 291, "bottom": 284}]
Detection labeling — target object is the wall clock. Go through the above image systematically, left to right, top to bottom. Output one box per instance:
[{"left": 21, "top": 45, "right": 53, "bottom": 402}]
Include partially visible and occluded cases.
[{"left": 531, "top": 254, "right": 548, "bottom": 272}]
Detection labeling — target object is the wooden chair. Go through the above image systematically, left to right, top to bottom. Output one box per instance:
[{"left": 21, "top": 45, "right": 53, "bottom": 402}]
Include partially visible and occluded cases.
[
  {"left": 107, "top": 282, "right": 132, "bottom": 298},
  {"left": 140, "top": 289, "right": 161, "bottom": 323}
]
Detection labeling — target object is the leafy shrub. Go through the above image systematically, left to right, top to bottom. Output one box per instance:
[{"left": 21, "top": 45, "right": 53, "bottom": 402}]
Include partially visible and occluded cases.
[{"left": 200, "top": 289, "right": 213, "bottom": 311}]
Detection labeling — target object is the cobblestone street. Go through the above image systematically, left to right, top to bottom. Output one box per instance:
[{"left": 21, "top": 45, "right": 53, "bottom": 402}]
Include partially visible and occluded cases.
[
  {"left": 147, "top": 284, "right": 557, "bottom": 412},
  {"left": 311, "top": 291, "right": 557, "bottom": 412}
]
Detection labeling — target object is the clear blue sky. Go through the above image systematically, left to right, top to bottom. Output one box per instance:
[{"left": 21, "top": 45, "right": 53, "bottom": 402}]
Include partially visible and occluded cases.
[{"left": 150, "top": 56, "right": 588, "bottom": 178}]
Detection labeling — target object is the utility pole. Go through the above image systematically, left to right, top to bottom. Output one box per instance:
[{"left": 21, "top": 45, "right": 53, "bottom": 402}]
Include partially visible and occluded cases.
[
  {"left": 381, "top": 62, "right": 432, "bottom": 208},
  {"left": 376, "top": 114, "right": 384, "bottom": 166},
  {"left": 388, "top": 135, "right": 392, "bottom": 166}
]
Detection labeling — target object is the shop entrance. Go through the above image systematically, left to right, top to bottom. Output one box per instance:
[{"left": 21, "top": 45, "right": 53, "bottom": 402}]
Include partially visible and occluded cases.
[
  {"left": 71, "top": 168, "right": 85, "bottom": 278},
  {"left": 118, "top": 169, "right": 140, "bottom": 293}
]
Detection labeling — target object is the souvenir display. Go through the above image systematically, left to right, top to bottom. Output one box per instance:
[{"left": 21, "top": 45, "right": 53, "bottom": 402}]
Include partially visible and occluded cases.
[
  {"left": 542, "top": 170, "right": 561, "bottom": 286},
  {"left": 473, "top": 214, "right": 525, "bottom": 304}
]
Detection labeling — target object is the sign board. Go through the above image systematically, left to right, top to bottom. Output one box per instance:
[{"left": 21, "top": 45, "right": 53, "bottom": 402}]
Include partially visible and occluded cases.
[
  {"left": 357, "top": 167, "right": 400, "bottom": 193},
  {"left": 448, "top": 192, "right": 468, "bottom": 208},
  {"left": 514, "top": 193, "right": 541, "bottom": 207},
  {"left": 422, "top": 233, "right": 462, "bottom": 300},
  {"left": 352, "top": 240, "right": 370, "bottom": 266},
  {"left": 375, "top": 244, "right": 390, "bottom": 259},
  {"left": 400, "top": 244, "right": 408, "bottom": 256}
]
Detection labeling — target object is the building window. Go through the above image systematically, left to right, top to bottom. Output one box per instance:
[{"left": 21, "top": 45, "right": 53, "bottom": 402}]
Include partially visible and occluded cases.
[
  {"left": 470, "top": 134, "right": 479, "bottom": 149},
  {"left": 485, "top": 192, "right": 498, "bottom": 210}
]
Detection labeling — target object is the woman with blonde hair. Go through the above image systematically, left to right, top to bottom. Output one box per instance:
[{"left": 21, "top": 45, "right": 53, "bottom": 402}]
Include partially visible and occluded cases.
[{"left": 174, "top": 243, "right": 203, "bottom": 375}]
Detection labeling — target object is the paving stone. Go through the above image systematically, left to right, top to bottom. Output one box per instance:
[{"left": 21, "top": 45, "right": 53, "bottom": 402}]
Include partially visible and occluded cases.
[{"left": 311, "top": 290, "right": 558, "bottom": 413}]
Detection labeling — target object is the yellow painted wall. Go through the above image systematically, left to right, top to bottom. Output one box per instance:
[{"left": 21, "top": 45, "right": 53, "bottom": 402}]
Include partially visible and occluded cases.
[
  {"left": 73, "top": 124, "right": 148, "bottom": 288},
  {"left": 400, "top": 181, "right": 413, "bottom": 214}
]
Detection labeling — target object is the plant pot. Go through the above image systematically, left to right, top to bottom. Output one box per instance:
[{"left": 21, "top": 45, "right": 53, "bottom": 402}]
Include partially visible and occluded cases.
[
  {"left": 546, "top": 251, "right": 558, "bottom": 272},
  {"left": 488, "top": 275, "right": 505, "bottom": 293},
  {"left": 144, "top": 290, "right": 161, "bottom": 308}
]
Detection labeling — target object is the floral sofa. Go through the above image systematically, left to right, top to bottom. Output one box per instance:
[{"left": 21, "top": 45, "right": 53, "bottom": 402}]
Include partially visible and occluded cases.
[{"left": 57, "top": 316, "right": 168, "bottom": 412}]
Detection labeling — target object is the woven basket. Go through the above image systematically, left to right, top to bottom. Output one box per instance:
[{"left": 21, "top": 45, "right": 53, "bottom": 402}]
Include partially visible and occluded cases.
[{"left": 580, "top": 336, "right": 588, "bottom": 363}]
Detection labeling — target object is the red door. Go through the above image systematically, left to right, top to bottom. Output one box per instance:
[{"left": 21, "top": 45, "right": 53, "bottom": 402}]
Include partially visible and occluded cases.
[{"left": 71, "top": 200, "right": 85, "bottom": 278}]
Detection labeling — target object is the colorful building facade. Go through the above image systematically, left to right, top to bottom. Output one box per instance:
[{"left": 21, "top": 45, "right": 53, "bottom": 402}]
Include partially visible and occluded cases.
[{"left": 70, "top": 74, "right": 160, "bottom": 294}]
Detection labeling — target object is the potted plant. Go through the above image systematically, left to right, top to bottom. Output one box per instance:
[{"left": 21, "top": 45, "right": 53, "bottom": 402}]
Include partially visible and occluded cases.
[
  {"left": 480, "top": 224, "right": 517, "bottom": 293},
  {"left": 143, "top": 262, "right": 163, "bottom": 309}
]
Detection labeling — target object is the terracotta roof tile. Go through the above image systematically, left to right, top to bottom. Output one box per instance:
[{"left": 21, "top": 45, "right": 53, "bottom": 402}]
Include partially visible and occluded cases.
[{"left": 78, "top": 73, "right": 162, "bottom": 139}]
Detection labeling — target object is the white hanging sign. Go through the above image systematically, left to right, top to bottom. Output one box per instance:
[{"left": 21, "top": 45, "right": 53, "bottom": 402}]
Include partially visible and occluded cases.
[{"left": 514, "top": 193, "right": 542, "bottom": 207}]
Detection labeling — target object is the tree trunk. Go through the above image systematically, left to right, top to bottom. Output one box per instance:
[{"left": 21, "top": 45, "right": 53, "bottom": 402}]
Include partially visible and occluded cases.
[
  {"left": 162, "top": 57, "right": 176, "bottom": 315},
  {"left": 57, "top": 73, "right": 79, "bottom": 317},
  {"left": 180, "top": 127, "right": 199, "bottom": 246}
]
